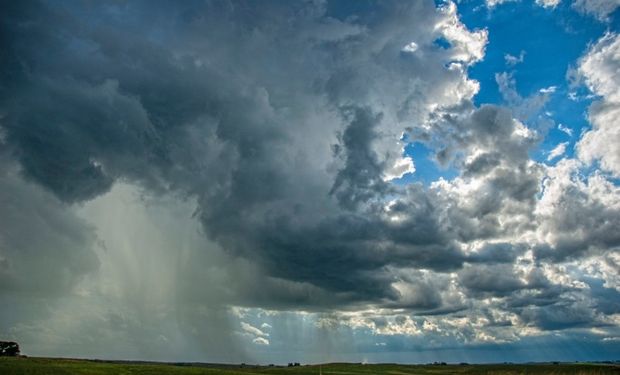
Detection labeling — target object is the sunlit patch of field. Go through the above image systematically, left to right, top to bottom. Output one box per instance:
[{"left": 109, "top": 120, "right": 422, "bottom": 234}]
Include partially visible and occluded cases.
[{"left": 1, "top": 357, "right": 619, "bottom": 375}]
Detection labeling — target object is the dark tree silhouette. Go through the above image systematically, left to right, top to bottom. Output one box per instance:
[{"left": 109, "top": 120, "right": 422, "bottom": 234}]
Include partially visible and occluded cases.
[{"left": 0, "top": 341, "right": 20, "bottom": 356}]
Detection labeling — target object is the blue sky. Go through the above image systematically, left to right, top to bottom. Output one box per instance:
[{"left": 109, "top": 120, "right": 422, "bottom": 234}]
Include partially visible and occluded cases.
[
  {"left": 1, "top": 0, "right": 619, "bottom": 365},
  {"left": 399, "top": 0, "right": 619, "bottom": 184}
]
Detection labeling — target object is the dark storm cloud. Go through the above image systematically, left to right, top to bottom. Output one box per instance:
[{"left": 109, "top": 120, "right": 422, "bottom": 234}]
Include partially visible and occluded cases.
[
  {"left": 0, "top": 0, "right": 477, "bottom": 309},
  {"left": 330, "top": 106, "right": 390, "bottom": 210},
  {"left": 198, "top": 184, "right": 466, "bottom": 306},
  {"left": 458, "top": 265, "right": 525, "bottom": 296},
  {"left": 589, "top": 280, "right": 620, "bottom": 315},
  {"left": 518, "top": 303, "right": 598, "bottom": 331}
]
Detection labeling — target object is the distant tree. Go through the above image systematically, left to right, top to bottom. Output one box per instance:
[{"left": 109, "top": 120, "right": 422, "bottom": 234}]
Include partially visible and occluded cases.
[{"left": 0, "top": 341, "right": 20, "bottom": 356}]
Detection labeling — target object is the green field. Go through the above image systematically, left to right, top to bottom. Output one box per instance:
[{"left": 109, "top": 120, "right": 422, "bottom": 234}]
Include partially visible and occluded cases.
[{"left": 1, "top": 357, "right": 619, "bottom": 375}]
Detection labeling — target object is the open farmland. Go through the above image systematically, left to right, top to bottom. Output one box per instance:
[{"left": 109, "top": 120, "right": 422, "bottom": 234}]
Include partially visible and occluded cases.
[{"left": 1, "top": 357, "right": 619, "bottom": 375}]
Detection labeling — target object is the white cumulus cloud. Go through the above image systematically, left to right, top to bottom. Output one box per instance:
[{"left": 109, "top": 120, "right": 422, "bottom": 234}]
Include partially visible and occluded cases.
[
  {"left": 573, "top": 0, "right": 620, "bottom": 21},
  {"left": 576, "top": 33, "right": 620, "bottom": 177},
  {"left": 547, "top": 142, "right": 569, "bottom": 161}
]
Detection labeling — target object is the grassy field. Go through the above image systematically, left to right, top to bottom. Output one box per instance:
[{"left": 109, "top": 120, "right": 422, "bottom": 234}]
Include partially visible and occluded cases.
[{"left": 1, "top": 357, "right": 619, "bottom": 375}]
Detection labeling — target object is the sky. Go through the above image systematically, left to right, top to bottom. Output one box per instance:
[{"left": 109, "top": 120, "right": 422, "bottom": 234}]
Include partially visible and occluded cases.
[{"left": 0, "top": 0, "right": 619, "bottom": 365}]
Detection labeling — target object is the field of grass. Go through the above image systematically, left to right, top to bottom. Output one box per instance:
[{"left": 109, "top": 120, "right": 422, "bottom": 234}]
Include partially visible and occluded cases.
[{"left": 1, "top": 357, "right": 619, "bottom": 375}]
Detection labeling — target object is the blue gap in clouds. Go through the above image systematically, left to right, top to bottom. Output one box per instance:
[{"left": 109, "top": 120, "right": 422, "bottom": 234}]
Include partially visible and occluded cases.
[
  {"left": 456, "top": 0, "right": 607, "bottom": 164},
  {"left": 393, "top": 142, "right": 458, "bottom": 186}
]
